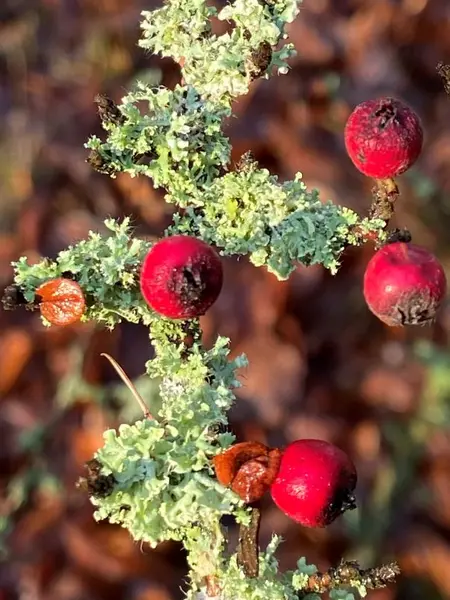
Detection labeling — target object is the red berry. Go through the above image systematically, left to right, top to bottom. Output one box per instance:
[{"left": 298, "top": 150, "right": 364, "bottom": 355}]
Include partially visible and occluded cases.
[
  {"left": 344, "top": 97, "right": 423, "bottom": 179},
  {"left": 140, "top": 235, "right": 223, "bottom": 319},
  {"left": 363, "top": 242, "right": 447, "bottom": 326},
  {"left": 36, "top": 278, "right": 86, "bottom": 326},
  {"left": 270, "top": 439, "right": 357, "bottom": 528}
]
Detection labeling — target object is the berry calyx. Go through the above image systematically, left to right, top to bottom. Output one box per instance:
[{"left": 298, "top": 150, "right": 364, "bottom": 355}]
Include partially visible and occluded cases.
[
  {"left": 344, "top": 97, "right": 423, "bottom": 179},
  {"left": 140, "top": 235, "right": 223, "bottom": 319},
  {"left": 363, "top": 242, "right": 447, "bottom": 326},
  {"left": 36, "top": 278, "right": 86, "bottom": 326},
  {"left": 270, "top": 439, "right": 357, "bottom": 528},
  {"left": 213, "top": 441, "right": 282, "bottom": 504}
]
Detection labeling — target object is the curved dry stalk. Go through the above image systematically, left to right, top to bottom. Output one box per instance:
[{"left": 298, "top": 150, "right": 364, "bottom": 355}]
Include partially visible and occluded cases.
[{"left": 101, "top": 353, "right": 153, "bottom": 419}]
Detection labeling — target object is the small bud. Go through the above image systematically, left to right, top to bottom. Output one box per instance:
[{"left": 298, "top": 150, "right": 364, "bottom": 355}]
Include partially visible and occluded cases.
[
  {"left": 94, "top": 93, "right": 125, "bottom": 126},
  {"left": 2, "top": 284, "right": 33, "bottom": 311}
]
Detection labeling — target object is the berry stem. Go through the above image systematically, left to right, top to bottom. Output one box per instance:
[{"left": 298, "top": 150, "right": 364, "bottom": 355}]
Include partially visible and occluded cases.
[
  {"left": 369, "top": 177, "right": 399, "bottom": 223},
  {"left": 349, "top": 178, "right": 401, "bottom": 247},
  {"left": 100, "top": 353, "right": 153, "bottom": 420},
  {"left": 237, "top": 506, "right": 261, "bottom": 578}
]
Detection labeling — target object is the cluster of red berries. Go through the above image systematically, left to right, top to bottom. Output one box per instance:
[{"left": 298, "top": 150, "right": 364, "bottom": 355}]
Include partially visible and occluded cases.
[
  {"left": 23, "top": 97, "right": 447, "bottom": 531},
  {"left": 345, "top": 97, "right": 447, "bottom": 326}
]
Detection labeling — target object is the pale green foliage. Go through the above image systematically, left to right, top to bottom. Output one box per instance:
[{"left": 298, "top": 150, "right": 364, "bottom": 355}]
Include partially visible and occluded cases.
[
  {"left": 86, "top": 0, "right": 387, "bottom": 280},
  {"left": 140, "top": 0, "right": 299, "bottom": 103},
  {"left": 88, "top": 85, "right": 230, "bottom": 199},
  {"left": 172, "top": 169, "right": 385, "bottom": 277},
  {"left": 92, "top": 334, "right": 249, "bottom": 548},
  {"left": 197, "top": 539, "right": 366, "bottom": 600}
]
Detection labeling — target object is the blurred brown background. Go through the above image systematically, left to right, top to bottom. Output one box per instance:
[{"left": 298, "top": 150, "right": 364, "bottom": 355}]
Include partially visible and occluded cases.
[{"left": 2, "top": 0, "right": 450, "bottom": 598}]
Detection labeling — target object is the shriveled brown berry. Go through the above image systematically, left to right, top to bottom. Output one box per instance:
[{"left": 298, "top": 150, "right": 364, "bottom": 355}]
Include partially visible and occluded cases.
[
  {"left": 36, "top": 277, "right": 86, "bottom": 326},
  {"left": 213, "top": 442, "right": 281, "bottom": 504}
]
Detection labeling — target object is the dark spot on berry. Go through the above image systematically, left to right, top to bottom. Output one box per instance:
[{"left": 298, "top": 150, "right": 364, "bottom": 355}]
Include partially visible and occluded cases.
[
  {"left": 374, "top": 101, "right": 397, "bottom": 129},
  {"left": 168, "top": 264, "right": 206, "bottom": 308},
  {"left": 396, "top": 298, "right": 436, "bottom": 326},
  {"left": 321, "top": 487, "right": 357, "bottom": 526}
]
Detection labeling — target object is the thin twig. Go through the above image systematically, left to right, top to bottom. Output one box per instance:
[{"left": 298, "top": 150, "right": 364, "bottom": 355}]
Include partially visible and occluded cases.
[
  {"left": 100, "top": 353, "right": 153, "bottom": 419},
  {"left": 237, "top": 507, "right": 261, "bottom": 578},
  {"left": 302, "top": 560, "right": 400, "bottom": 595}
]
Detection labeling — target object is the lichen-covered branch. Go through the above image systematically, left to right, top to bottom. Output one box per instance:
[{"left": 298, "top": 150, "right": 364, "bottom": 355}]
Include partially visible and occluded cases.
[{"left": 5, "top": 0, "right": 401, "bottom": 599}]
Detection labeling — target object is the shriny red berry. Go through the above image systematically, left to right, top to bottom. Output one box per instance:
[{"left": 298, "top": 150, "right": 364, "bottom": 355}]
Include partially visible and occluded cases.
[
  {"left": 344, "top": 97, "right": 423, "bottom": 179},
  {"left": 140, "top": 235, "right": 223, "bottom": 319},
  {"left": 363, "top": 242, "right": 447, "bottom": 326},
  {"left": 36, "top": 278, "right": 86, "bottom": 326},
  {"left": 270, "top": 439, "right": 357, "bottom": 528}
]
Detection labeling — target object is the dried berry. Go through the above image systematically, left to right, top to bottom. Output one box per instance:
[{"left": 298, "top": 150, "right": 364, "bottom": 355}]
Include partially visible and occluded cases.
[
  {"left": 344, "top": 97, "right": 423, "bottom": 179},
  {"left": 140, "top": 235, "right": 223, "bottom": 319},
  {"left": 363, "top": 242, "right": 447, "bottom": 326},
  {"left": 36, "top": 277, "right": 86, "bottom": 326},
  {"left": 270, "top": 439, "right": 357, "bottom": 528},
  {"left": 213, "top": 441, "right": 268, "bottom": 486},
  {"left": 213, "top": 442, "right": 281, "bottom": 504},
  {"left": 231, "top": 449, "right": 282, "bottom": 504}
]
